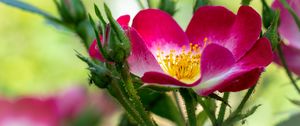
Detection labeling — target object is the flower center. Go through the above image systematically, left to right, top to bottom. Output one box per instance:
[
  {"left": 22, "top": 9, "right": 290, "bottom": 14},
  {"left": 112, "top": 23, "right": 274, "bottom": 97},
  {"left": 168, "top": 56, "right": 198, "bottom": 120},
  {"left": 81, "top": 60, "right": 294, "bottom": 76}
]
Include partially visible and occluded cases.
[{"left": 156, "top": 43, "right": 203, "bottom": 83}]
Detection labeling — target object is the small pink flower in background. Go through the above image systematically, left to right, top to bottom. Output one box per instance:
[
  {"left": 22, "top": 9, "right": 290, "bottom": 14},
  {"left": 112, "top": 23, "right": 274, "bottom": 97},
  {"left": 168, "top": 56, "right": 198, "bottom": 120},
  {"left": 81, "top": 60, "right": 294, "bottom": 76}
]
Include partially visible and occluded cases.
[
  {"left": 272, "top": 0, "right": 300, "bottom": 76},
  {"left": 89, "top": 6, "right": 273, "bottom": 96},
  {"left": 56, "top": 86, "right": 87, "bottom": 119},
  {"left": 0, "top": 97, "right": 59, "bottom": 126}
]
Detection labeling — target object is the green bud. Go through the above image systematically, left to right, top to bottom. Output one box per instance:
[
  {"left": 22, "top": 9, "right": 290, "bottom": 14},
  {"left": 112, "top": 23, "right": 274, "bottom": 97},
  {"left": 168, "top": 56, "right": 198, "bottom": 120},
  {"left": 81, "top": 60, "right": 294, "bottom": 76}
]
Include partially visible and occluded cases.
[
  {"left": 56, "top": 0, "right": 87, "bottom": 23},
  {"left": 159, "top": 0, "right": 177, "bottom": 16},
  {"left": 261, "top": 0, "right": 275, "bottom": 28},
  {"left": 104, "top": 4, "right": 131, "bottom": 63},
  {"left": 263, "top": 10, "right": 280, "bottom": 50},
  {"left": 105, "top": 26, "right": 128, "bottom": 63},
  {"left": 77, "top": 53, "right": 111, "bottom": 88},
  {"left": 89, "top": 66, "right": 111, "bottom": 88}
]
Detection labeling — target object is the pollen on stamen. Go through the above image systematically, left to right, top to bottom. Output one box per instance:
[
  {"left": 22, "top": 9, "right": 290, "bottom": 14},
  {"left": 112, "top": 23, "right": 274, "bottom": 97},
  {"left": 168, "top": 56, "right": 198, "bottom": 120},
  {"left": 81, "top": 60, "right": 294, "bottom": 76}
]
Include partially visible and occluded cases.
[{"left": 156, "top": 43, "right": 202, "bottom": 82}]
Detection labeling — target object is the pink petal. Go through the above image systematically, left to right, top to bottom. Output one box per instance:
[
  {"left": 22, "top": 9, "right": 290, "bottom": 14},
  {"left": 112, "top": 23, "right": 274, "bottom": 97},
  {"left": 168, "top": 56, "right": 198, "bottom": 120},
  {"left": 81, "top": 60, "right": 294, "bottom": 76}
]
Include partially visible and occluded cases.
[
  {"left": 272, "top": 0, "right": 300, "bottom": 49},
  {"left": 186, "top": 6, "right": 262, "bottom": 60},
  {"left": 186, "top": 6, "right": 235, "bottom": 47},
  {"left": 132, "top": 9, "right": 189, "bottom": 54},
  {"left": 117, "top": 15, "right": 130, "bottom": 28},
  {"left": 127, "top": 28, "right": 164, "bottom": 77},
  {"left": 89, "top": 38, "right": 105, "bottom": 62},
  {"left": 195, "top": 38, "right": 273, "bottom": 95},
  {"left": 237, "top": 38, "right": 273, "bottom": 68},
  {"left": 193, "top": 44, "right": 235, "bottom": 96},
  {"left": 274, "top": 44, "right": 300, "bottom": 76},
  {"left": 218, "top": 68, "right": 263, "bottom": 92},
  {"left": 141, "top": 72, "right": 200, "bottom": 87},
  {"left": 57, "top": 86, "right": 87, "bottom": 119},
  {"left": 0, "top": 98, "right": 60, "bottom": 126}
]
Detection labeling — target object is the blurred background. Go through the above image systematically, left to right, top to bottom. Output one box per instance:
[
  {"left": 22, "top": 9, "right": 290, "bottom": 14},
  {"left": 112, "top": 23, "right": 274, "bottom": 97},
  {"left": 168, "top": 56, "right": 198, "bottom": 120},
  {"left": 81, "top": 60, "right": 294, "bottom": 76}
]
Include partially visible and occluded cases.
[{"left": 0, "top": 0, "right": 299, "bottom": 126}]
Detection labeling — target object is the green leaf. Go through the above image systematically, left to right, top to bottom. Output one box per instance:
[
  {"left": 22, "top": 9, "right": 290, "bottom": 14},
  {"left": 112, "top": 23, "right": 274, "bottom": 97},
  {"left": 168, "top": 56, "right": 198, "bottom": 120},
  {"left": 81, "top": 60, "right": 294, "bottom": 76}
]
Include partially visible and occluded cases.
[
  {"left": 0, "top": 0, "right": 59, "bottom": 22},
  {"left": 158, "top": 0, "right": 177, "bottom": 16},
  {"left": 193, "top": 0, "right": 209, "bottom": 13},
  {"left": 241, "top": 0, "right": 252, "bottom": 5},
  {"left": 261, "top": 0, "right": 275, "bottom": 28},
  {"left": 138, "top": 87, "right": 185, "bottom": 126},
  {"left": 209, "top": 93, "right": 231, "bottom": 108},
  {"left": 288, "top": 99, "right": 300, "bottom": 107},
  {"left": 224, "top": 104, "right": 261, "bottom": 126},
  {"left": 71, "top": 108, "right": 101, "bottom": 126},
  {"left": 197, "top": 111, "right": 208, "bottom": 126},
  {"left": 118, "top": 113, "right": 138, "bottom": 126},
  {"left": 276, "top": 113, "right": 300, "bottom": 126}
]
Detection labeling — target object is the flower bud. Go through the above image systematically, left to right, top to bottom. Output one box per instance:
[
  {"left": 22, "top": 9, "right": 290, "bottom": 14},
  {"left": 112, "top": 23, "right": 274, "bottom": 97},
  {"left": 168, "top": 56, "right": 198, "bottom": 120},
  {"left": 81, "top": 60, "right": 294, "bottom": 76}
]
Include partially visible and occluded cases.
[{"left": 58, "top": 0, "right": 87, "bottom": 23}]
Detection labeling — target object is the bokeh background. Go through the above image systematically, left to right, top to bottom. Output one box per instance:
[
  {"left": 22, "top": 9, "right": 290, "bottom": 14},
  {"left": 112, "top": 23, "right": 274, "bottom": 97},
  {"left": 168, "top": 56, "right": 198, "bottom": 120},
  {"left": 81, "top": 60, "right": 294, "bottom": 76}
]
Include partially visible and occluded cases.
[{"left": 0, "top": 0, "right": 299, "bottom": 126}]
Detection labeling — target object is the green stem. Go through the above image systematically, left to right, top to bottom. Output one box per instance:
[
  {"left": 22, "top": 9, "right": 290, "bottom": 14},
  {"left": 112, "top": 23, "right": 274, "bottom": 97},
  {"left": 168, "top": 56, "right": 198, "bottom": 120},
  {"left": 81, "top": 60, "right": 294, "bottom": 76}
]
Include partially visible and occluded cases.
[
  {"left": 241, "top": 0, "right": 252, "bottom": 5},
  {"left": 277, "top": 45, "right": 300, "bottom": 94},
  {"left": 117, "top": 63, "right": 156, "bottom": 126},
  {"left": 108, "top": 79, "right": 144, "bottom": 124},
  {"left": 234, "top": 86, "right": 255, "bottom": 115},
  {"left": 179, "top": 88, "right": 197, "bottom": 126},
  {"left": 173, "top": 91, "right": 186, "bottom": 124},
  {"left": 217, "top": 92, "right": 230, "bottom": 125},
  {"left": 197, "top": 97, "right": 217, "bottom": 126}
]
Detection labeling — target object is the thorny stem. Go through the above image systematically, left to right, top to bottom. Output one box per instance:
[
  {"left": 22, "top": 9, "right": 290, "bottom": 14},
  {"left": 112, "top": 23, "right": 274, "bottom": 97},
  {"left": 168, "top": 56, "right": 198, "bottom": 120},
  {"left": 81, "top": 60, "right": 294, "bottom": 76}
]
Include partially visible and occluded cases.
[
  {"left": 277, "top": 45, "right": 300, "bottom": 94},
  {"left": 117, "top": 62, "right": 156, "bottom": 126},
  {"left": 234, "top": 86, "right": 256, "bottom": 115},
  {"left": 179, "top": 88, "right": 197, "bottom": 126},
  {"left": 217, "top": 92, "right": 230, "bottom": 125}
]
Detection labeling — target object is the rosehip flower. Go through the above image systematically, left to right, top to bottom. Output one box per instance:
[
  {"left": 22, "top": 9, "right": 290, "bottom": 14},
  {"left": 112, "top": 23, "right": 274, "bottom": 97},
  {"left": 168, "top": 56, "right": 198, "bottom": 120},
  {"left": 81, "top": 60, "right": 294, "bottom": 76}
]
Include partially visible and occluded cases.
[
  {"left": 272, "top": 0, "right": 300, "bottom": 76},
  {"left": 89, "top": 6, "right": 273, "bottom": 96},
  {"left": 0, "top": 97, "right": 59, "bottom": 126}
]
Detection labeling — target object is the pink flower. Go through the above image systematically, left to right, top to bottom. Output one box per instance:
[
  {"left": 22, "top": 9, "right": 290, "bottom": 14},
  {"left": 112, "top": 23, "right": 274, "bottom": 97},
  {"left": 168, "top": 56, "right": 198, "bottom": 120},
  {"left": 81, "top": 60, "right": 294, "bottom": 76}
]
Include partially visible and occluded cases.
[
  {"left": 272, "top": 0, "right": 300, "bottom": 76},
  {"left": 89, "top": 6, "right": 273, "bottom": 96},
  {"left": 56, "top": 86, "right": 87, "bottom": 119},
  {"left": 0, "top": 97, "right": 59, "bottom": 126}
]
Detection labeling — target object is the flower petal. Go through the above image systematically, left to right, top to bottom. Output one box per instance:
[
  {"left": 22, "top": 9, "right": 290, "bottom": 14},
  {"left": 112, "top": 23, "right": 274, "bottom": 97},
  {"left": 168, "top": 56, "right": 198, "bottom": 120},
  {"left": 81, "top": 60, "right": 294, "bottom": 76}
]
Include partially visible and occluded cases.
[
  {"left": 272, "top": 0, "right": 300, "bottom": 49},
  {"left": 186, "top": 6, "right": 235, "bottom": 47},
  {"left": 187, "top": 6, "right": 262, "bottom": 60},
  {"left": 132, "top": 9, "right": 189, "bottom": 54},
  {"left": 117, "top": 15, "right": 130, "bottom": 27},
  {"left": 127, "top": 28, "right": 164, "bottom": 77},
  {"left": 89, "top": 38, "right": 105, "bottom": 62},
  {"left": 195, "top": 38, "right": 272, "bottom": 95},
  {"left": 237, "top": 38, "right": 273, "bottom": 68},
  {"left": 192, "top": 43, "right": 235, "bottom": 96},
  {"left": 274, "top": 44, "right": 300, "bottom": 76},
  {"left": 218, "top": 68, "right": 263, "bottom": 92},
  {"left": 141, "top": 72, "right": 201, "bottom": 87}
]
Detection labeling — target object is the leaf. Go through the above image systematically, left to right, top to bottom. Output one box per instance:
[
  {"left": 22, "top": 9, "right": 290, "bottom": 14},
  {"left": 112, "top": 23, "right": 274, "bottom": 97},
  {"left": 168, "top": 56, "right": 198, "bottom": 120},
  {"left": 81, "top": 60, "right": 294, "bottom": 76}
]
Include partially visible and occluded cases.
[
  {"left": 0, "top": 0, "right": 59, "bottom": 22},
  {"left": 138, "top": 87, "right": 185, "bottom": 126},
  {"left": 209, "top": 93, "right": 231, "bottom": 108},
  {"left": 288, "top": 99, "right": 300, "bottom": 107},
  {"left": 224, "top": 104, "right": 261, "bottom": 126},
  {"left": 197, "top": 111, "right": 208, "bottom": 126},
  {"left": 118, "top": 113, "right": 138, "bottom": 126},
  {"left": 276, "top": 113, "right": 300, "bottom": 126}
]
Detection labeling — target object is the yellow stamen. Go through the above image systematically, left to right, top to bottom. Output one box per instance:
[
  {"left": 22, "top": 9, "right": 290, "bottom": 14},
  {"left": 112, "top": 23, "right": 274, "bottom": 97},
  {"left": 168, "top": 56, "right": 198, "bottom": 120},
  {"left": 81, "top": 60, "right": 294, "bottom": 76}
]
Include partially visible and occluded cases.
[{"left": 156, "top": 38, "right": 210, "bottom": 83}]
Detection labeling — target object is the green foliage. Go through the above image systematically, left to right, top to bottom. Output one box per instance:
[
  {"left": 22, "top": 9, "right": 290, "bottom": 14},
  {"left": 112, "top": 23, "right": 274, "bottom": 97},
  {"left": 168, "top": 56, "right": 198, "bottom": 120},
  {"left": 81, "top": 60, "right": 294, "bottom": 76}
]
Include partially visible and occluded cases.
[
  {"left": 159, "top": 0, "right": 177, "bottom": 16},
  {"left": 193, "top": 0, "right": 210, "bottom": 13},
  {"left": 263, "top": 10, "right": 280, "bottom": 50},
  {"left": 138, "top": 87, "right": 185, "bottom": 126},
  {"left": 197, "top": 111, "right": 208, "bottom": 126}
]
